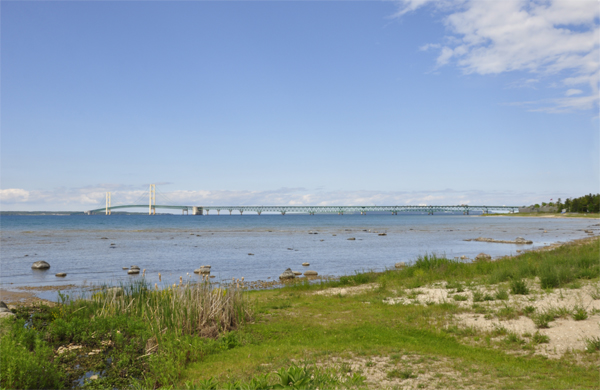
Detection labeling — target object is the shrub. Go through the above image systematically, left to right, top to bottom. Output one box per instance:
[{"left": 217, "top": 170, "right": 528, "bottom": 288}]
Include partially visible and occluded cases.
[
  {"left": 510, "top": 279, "right": 529, "bottom": 295},
  {"left": 453, "top": 294, "right": 468, "bottom": 301},
  {"left": 523, "top": 306, "right": 535, "bottom": 315},
  {"left": 534, "top": 312, "right": 554, "bottom": 329},
  {"left": 584, "top": 336, "right": 600, "bottom": 353},
  {"left": 387, "top": 369, "right": 417, "bottom": 379}
]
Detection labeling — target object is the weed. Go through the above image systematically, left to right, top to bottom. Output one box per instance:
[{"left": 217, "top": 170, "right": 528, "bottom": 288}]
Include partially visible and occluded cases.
[
  {"left": 510, "top": 279, "right": 529, "bottom": 295},
  {"left": 589, "top": 285, "right": 600, "bottom": 300},
  {"left": 495, "top": 288, "right": 509, "bottom": 301},
  {"left": 472, "top": 291, "right": 483, "bottom": 302},
  {"left": 452, "top": 294, "right": 468, "bottom": 302},
  {"left": 497, "top": 305, "right": 518, "bottom": 320},
  {"left": 523, "top": 306, "right": 536, "bottom": 315},
  {"left": 572, "top": 306, "right": 588, "bottom": 321},
  {"left": 533, "top": 312, "right": 554, "bottom": 329},
  {"left": 505, "top": 332, "right": 524, "bottom": 345},
  {"left": 532, "top": 332, "right": 550, "bottom": 344},
  {"left": 584, "top": 336, "right": 600, "bottom": 353},
  {"left": 387, "top": 369, "right": 417, "bottom": 379}
]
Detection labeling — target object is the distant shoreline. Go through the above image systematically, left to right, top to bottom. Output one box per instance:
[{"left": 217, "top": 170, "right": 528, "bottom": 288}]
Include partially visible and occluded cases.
[{"left": 482, "top": 212, "right": 599, "bottom": 219}]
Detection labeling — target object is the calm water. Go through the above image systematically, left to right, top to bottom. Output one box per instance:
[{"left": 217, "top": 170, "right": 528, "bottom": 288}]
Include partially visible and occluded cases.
[{"left": 1, "top": 214, "right": 597, "bottom": 297}]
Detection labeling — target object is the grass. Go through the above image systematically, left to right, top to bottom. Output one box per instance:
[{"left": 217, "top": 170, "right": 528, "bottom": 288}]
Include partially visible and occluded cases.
[
  {"left": 2, "top": 237, "right": 598, "bottom": 389},
  {"left": 510, "top": 279, "right": 529, "bottom": 295}
]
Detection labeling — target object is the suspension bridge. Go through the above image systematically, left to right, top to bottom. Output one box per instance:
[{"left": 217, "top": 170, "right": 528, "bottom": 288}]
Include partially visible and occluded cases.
[{"left": 85, "top": 184, "right": 519, "bottom": 216}]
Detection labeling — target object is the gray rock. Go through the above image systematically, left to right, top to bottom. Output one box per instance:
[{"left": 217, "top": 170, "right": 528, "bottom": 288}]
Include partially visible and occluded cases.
[
  {"left": 378, "top": 233, "right": 387, "bottom": 236},
  {"left": 347, "top": 237, "right": 356, "bottom": 241},
  {"left": 248, "top": 253, "right": 254, "bottom": 256},
  {"left": 475, "top": 253, "right": 492, "bottom": 261},
  {"left": 31, "top": 261, "right": 50, "bottom": 270},
  {"left": 302, "top": 262, "right": 310, "bottom": 266},
  {"left": 394, "top": 262, "right": 406, "bottom": 269},
  {"left": 130, "top": 265, "right": 140, "bottom": 270},
  {"left": 122, "top": 267, "right": 129, "bottom": 270},
  {"left": 194, "top": 267, "right": 210, "bottom": 274},
  {"left": 279, "top": 268, "right": 295, "bottom": 280},
  {"left": 128, "top": 269, "right": 140, "bottom": 275},
  {"left": 304, "top": 270, "right": 318, "bottom": 276},
  {"left": 293, "top": 271, "right": 302, "bottom": 276},
  {"left": 55, "top": 273, "right": 67, "bottom": 277},
  {"left": 0, "top": 301, "right": 10, "bottom": 312},
  {"left": 89, "top": 375, "right": 99, "bottom": 380}
]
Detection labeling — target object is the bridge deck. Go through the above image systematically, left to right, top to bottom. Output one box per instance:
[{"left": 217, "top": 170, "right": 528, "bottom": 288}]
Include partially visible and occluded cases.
[{"left": 87, "top": 204, "right": 518, "bottom": 214}]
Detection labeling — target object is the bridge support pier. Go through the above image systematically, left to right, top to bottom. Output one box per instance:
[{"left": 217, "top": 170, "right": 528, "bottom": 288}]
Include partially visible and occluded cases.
[
  {"left": 192, "top": 207, "right": 203, "bottom": 215},
  {"left": 217, "top": 210, "right": 221, "bottom": 216},
  {"left": 229, "top": 210, "right": 232, "bottom": 215},
  {"left": 240, "top": 210, "right": 243, "bottom": 215},
  {"left": 257, "top": 211, "right": 262, "bottom": 216},
  {"left": 281, "top": 211, "right": 286, "bottom": 215}
]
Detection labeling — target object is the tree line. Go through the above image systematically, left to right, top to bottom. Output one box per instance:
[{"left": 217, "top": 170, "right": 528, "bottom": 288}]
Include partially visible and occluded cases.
[{"left": 540, "top": 194, "right": 600, "bottom": 213}]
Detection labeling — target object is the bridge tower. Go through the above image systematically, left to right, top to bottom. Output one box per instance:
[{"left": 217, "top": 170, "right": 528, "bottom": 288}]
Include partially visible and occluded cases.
[
  {"left": 149, "top": 184, "right": 156, "bottom": 215},
  {"left": 105, "top": 192, "right": 111, "bottom": 215}
]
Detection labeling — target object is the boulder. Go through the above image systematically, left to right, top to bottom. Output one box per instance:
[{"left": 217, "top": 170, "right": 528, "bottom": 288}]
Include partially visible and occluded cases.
[
  {"left": 378, "top": 233, "right": 387, "bottom": 236},
  {"left": 347, "top": 237, "right": 356, "bottom": 241},
  {"left": 248, "top": 253, "right": 254, "bottom": 256},
  {"left": 475, "top": 253, "right": 492, "bottom": 261},
  {"left": 460, "top": 255, "right": 466, "bottom": 260},
  {"left": 31, "top": 261, "right": 50, "bottom": 270},
  {"left": 302, "top": 262, "right": 310, "bottom": 266},
  {"left": 394, "top": 262, "right": 406, "bottom": 269},
  {"left": 130, "top": 265, "right": 140, "bottom": 270},
  {"left": 122, "top": 267, "right": 129, "bottom": 270},
  {"left": 194, "top": 267, "right": 210, "bottom": 274},
  {"left": 279, "top": 268, "right": 295, "bottom": 280},
  {"left": 128, "top": 269, "right": 140, "bottom": 275},
  {"left": 304, "top": 270, "right": 318, "bottom": 276},
  {"left": 293, "top": 271, "right": 302, "bottom": 276},
  {"left": 55, "top": 273, "right": 67, "bottom": 277},
  {"left": 0, "top": 302, "right": 10, "bottom": 312},
  {"left": 0, "top": 312, "right": 15, "bottom": 319}
]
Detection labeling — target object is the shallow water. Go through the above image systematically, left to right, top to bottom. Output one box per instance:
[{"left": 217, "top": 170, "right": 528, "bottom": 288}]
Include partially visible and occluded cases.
[{"left": 1, "top": 214, "right": 597, "bottom": 299}]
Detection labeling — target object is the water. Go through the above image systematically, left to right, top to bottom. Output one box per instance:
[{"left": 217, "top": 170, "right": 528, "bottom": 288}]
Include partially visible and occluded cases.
[{"left": 1, "top": 214, "right": 597, "bottom": 298}]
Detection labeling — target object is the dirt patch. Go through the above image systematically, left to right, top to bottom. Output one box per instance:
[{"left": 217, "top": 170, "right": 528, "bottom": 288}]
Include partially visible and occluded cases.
[
  {"left": 314, "top": 283, "right": 378, "bottom": 297},
  {"left": 0, "top": 288, "right": 55, "bottom": 307},
  {"left": 315, "top": 353, "right": 483, "bottom": 389}
]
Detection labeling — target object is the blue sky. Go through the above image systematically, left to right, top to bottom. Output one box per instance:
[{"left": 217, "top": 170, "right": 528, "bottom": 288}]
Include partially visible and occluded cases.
[{"left": 1, "top": 0, "right": 598, "bottom": 210}]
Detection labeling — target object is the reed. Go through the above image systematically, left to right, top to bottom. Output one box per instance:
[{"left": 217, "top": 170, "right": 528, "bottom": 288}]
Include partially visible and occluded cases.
[{"left": 90, "top": 278, "right": 251, "bottom": 338}]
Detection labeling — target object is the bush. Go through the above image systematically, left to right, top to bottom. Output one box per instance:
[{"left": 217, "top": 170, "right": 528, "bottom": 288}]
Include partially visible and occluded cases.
[
  {"left": 510, "top": 279, "right": 529, "bottom": 295},
  {"left": 572, "top": 306, "right": 588, "bottom": 321},
  {"left": 532, "top": 331, "right": 550, "bottom": 344}
]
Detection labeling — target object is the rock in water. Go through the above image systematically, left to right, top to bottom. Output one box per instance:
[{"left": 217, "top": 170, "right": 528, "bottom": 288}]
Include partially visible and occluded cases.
[
  {"left": 378, "top": 233, "right": 387, "bottom": 236},
  {"left": 347, "top": 237, "right": 356, "bottom": 241},
  {"left": 514, "top": 237, "right": 533, "bottom": 244},
  {"left": 475, "top": 253, "right": 492, "bottom": 261},
  {"left": 31, "top": 261, "right": 50, "bottom": 270},
  {"left": 302, "top": 262, "right": 310, "bottom": 266},
  {"left": 395, "top": 262, "right": 406, "bottom": 269},
  {"left": 130, "top": 265, "right": 140, "bottom": 270},
  {"left": 122, "top": 267, "right": 129, "bottom": 270},
  {"left": 194, "top": 267, "right": 210, "bottom": 274},
  {"left": 279, "top": 268, "right": 295, "bottom": 280},
  {"left": 128, "top": 269, "right": 140, "bottom": 275},
  {"left": 304, "top": 270, "right": 318, "bottom": 276},
  {"left": 293, "top": 271, "right": 302, "bottom": 276},
  {"left": 55, "top": 273, "right": 67, "bottom": 277},
  {"left": 106, "top": 287, "right": 124, "bottom": 296}
]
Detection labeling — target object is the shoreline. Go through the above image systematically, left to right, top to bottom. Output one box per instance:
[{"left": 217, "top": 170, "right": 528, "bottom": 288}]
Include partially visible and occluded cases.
[
  {"left": 482, "top": 212, "right": 599, "bottom": 219},
  {"left": 3, "top": 234, "right": 597, "bottom": 307}
]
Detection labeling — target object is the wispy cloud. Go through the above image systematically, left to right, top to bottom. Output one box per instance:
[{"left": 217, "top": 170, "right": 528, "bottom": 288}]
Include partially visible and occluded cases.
[
  {"left": 395, "top": 0, "right": 599, "bottom": 113},
  {"left": 0, "top": 185, "right": 579, "bottom": 211}
]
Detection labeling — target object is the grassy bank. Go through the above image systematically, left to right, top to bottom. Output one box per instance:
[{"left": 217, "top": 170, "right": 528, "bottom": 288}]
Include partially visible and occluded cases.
[
  {"left": 482, "top": 212, "right": 600, "bottom": 218},
  {"left": 2, "top": 238, "right": 599, "bottom": 389}
]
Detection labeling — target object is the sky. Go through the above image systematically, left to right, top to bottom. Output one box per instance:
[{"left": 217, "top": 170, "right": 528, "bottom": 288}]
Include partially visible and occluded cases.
[{"left": 1, "top": 0, "right": 599, "bottom": 211}]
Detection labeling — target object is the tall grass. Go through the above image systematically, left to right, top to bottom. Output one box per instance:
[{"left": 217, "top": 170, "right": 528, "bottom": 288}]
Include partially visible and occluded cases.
[{"left": 88, "top": 278, "right": 252, "bottom": 338}]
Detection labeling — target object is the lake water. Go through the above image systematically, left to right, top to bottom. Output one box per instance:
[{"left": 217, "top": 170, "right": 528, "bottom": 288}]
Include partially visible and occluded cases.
[{"left": 1, "top": 214, "right": 597, "bottom": 298}]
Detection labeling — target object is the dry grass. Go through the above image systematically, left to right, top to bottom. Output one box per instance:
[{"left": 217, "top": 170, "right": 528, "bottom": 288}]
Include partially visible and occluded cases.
[{"left": 91, "top": 278, "right": 252, "bottom": 338}]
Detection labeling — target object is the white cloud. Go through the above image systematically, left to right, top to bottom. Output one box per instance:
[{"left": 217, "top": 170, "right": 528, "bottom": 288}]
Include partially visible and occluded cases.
[
  {"left": 395, "top": 0, "right": 600, "bottom": 112},
  {"left": 565, "top": 88, "right": 583, "bottom": 96},
  {"left": 0, "top": 185, "right": 582, "bottom": 211}
]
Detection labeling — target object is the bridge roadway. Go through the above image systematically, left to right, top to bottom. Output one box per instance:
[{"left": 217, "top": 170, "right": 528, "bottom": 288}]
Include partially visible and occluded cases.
[{"left": 86, "top": 204, "right": 518, "bottom": 215}]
